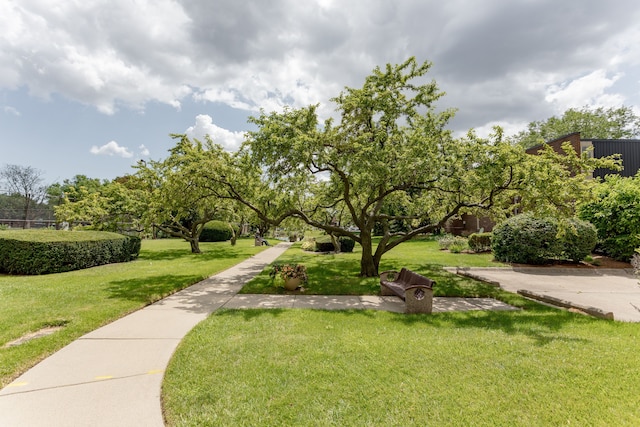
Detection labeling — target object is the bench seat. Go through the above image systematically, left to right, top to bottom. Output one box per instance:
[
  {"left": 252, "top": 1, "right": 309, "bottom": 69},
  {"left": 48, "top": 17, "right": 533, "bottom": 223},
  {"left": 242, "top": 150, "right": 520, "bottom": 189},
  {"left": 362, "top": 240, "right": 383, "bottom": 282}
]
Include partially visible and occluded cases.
[{"left": 380, "top": 268, "right": 435, "bottom": 314}]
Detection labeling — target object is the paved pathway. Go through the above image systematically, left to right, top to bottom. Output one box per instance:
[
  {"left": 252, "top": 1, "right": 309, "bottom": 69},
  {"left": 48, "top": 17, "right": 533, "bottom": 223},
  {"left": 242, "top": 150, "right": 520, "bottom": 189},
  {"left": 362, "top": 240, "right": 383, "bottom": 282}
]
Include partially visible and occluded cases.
[
  {"left": 0, "top": 243, "right": 516, "bottom": 427},
  {"left": 449, "top": 267, "right": 640, "bottom": 322}
]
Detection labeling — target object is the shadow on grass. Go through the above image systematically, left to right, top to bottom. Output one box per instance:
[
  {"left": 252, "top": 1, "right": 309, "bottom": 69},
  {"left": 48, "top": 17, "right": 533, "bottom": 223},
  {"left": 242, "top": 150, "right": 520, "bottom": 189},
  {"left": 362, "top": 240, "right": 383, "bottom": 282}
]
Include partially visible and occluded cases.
[
  {"left": 140, "top": 247, "right": 245, "bottom": 262},
  {"left": 106, "top": 274, "right": 203, "bottom": 303},
  {"left": 391, "top": 308, "right": 594, "bottom": 346}
]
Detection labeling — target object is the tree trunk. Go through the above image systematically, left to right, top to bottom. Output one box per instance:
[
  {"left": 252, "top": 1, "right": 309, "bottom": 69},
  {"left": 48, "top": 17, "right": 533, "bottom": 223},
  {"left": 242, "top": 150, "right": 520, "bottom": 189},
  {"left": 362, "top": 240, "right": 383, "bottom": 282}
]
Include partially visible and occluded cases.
[
  {"left": 229, "top": 223, "right": 237, "bottom": 246},
  {"left": 359, "top": 231, "right": 379, "bottom": 277},
  {"left": 189, "top": 239, "right": 201, "bottom": 253}
]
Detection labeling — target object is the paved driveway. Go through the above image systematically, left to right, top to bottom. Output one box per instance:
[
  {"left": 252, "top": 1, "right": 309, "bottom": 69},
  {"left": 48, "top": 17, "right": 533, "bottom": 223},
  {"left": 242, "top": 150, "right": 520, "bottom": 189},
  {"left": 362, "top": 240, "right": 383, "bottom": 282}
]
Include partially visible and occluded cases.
[{"left": 449, "top": 267, "right": 640, "bottom": 322}]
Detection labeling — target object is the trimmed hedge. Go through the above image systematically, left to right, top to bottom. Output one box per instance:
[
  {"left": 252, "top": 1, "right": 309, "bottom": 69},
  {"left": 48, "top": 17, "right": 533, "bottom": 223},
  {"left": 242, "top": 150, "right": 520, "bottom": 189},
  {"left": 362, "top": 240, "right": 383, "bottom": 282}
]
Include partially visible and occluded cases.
[
  {"left": 492, "top": 214, "right": 596, "bottom": 264},
  {"left": 200, "top": 221, "right": 233, "bottom": 242},
  {"left": 0, "top": 230, "right": 141, "bottom": 275},
  {"left": 315, "top": 236, "right": 337, "bottom": 252}
]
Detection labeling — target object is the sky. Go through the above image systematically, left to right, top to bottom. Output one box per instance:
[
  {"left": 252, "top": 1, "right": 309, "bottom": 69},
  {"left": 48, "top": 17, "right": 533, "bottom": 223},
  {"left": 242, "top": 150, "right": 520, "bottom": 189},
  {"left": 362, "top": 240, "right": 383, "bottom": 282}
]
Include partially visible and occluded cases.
[{"left": 1, "top": 0, "right": 640, "bottom": 186}]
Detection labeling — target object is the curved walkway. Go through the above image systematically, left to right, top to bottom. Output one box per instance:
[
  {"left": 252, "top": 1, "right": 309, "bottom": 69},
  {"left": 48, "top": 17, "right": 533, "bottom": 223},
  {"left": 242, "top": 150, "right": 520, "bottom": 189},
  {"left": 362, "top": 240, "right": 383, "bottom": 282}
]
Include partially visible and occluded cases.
[{"left": 0, "top": 243, "right": 516, "bottom": 427}]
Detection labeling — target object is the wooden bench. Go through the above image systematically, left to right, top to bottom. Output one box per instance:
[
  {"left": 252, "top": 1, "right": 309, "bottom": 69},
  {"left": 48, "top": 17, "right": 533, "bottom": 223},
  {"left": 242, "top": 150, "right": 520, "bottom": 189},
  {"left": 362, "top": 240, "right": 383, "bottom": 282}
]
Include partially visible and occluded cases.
[{"left": 380, "top": 268, "right": 435, "bottom": 313}]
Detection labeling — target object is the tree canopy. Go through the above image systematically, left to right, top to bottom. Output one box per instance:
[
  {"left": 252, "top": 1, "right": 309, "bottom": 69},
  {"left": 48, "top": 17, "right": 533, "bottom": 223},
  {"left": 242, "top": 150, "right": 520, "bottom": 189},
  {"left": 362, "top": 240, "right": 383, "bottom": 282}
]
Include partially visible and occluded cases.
[
  {"left": 190, "top": 57, "right": 619, "bottom": 276},
  {"left": 509, "top": 106, "right": 640, "bottom": 149},
  {"left": 134, "top": 134, "right": 238, "bottom": 253}
]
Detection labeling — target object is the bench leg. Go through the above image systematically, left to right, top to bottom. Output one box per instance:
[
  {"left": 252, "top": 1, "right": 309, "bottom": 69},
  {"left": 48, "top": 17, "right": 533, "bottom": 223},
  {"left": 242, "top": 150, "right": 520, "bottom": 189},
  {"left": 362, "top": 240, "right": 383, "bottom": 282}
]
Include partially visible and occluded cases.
[{"left": 404, "top": 288, "right": 434, "bottom": 314}]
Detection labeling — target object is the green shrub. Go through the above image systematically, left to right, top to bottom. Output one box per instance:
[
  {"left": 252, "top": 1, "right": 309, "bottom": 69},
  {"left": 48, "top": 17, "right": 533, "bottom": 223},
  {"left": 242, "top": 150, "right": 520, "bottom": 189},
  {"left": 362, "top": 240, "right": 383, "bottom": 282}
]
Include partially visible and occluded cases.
[
  {"left": 578, "top": 174, "right": 640, "bottom": 261},
  {"left": 492, "top": 214, "right": 562, "bottom": 264},
  {"left": 492, "top": 215, "right": 597, "bottom": 264},
  {"left": 560, "top": 218, "right": 597, "bottom": 262},
  {"left": 200, "top": 221, "right": 233, "bottom": 242},
  {"left": 0, "top": 230, "right": 141, "bottom": 275},
  {"left": 468, "top": 232, "right": 492, "bottom": 253},
  {"left": 437, "top": 234, "right": 468, "bottom": 251},
  {"left": 315, "top": 236, "right": 337, "bottom": 252},
  {"left": 339, "top": 237, "right": 356, "bottom": 253},
  {"left": 300, "top": 239, "right": 316, "bottom": 251}
]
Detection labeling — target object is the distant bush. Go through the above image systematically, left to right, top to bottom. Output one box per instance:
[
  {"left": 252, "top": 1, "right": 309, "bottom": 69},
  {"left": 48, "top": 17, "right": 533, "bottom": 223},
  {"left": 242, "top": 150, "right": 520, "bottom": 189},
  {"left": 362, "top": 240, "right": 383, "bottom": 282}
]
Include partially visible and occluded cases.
[
  {"left": 492, "top": 214, "right": 596, "bottom": 264},
  {"left": 200, "top": 221, "right": 233, "bottom": 242},
  {"left": 0, "top": 230, "right": 141, "bottom": 275},
  {"left": 468, "top": 232, "right": 492, "bottom": 253},
  {"left": 437, "top": 234, "right": 468, "bottom": 252},
  {"left": 315, "top": 236, "right": 337, "bottom": 252},
  {"left": 339, "top": 237, "right": 355, "bottom": 253},
  {"left": 300, "top": 239, "right": 316, "bottom": 252}
]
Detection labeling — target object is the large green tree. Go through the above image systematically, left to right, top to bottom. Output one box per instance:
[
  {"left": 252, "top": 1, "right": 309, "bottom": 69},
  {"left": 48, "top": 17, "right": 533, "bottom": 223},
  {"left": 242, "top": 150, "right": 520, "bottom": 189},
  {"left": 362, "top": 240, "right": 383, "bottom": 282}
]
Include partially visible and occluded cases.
[
  {"left": 199, "top": 58, "right": 617, "bottom": 277},
  {"left": 510, "top": 106, "right": 640, "bottom": 149}
]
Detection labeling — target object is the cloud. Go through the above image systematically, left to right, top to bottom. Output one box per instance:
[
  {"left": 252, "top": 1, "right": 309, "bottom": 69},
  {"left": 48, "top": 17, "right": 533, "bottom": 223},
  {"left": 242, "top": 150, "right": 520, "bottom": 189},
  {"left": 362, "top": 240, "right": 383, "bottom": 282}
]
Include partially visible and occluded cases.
[
  {"left": 1, "top": 0, "right": 640, "bottom": 133},
  {"left": 545, "top": 70, "right": 625, "bottom": 112},
  {"left": 2, "top": 105, "right": 20, "bottom": 116},
  {"left": 185, "top": 114, "right": 246, "bottom": 151},
  {"left": 90, "top": 141, "right": 133, "bottom": 158},
  {"left": 138, "top": 144, "right": 150, "bottom": 157}
]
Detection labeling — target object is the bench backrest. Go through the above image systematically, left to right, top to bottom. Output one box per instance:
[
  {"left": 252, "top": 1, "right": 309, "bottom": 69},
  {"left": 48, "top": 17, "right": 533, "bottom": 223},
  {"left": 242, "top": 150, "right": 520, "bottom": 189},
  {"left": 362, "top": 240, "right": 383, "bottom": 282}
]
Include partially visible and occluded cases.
[{"left": 398, "top": 268, "right": 434, "bottom": 288}]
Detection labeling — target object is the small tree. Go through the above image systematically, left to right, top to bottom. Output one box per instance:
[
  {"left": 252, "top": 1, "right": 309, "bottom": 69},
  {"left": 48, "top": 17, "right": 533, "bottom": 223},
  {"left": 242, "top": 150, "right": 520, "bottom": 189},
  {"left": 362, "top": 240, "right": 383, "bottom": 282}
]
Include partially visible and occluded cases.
[{"left": 0, "top": 164, "right": 48, "bottom": 228}]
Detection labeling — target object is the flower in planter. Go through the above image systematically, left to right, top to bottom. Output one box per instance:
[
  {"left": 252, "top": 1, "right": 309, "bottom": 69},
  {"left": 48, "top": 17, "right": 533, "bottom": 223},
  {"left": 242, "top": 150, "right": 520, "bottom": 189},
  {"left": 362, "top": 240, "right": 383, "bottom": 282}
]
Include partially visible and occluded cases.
[{"left": 269, "top": 263, "right": 308, "bottom": 283}]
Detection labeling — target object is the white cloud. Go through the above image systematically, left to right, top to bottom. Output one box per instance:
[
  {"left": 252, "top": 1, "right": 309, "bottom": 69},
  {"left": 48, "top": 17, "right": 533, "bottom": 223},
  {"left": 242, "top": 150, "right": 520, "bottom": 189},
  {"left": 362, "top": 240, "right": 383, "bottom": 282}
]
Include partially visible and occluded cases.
[
  {"left": 1, "top": 0, "right": 640, "bottom": 132},
  {"left": 545, "top": 69, "right": 625, "bottom": 112},
  {"left": 2, "top": 105, "right": 20, "bottom": 116},
  {"left": 185, "top": 114, "right": 246, "bottom": 152},
  {"left": 90, "top": 141, "right": 133, "bottom": 158},
  {"left": 138, "top": 144, "right": 150, "bottom": 157}
]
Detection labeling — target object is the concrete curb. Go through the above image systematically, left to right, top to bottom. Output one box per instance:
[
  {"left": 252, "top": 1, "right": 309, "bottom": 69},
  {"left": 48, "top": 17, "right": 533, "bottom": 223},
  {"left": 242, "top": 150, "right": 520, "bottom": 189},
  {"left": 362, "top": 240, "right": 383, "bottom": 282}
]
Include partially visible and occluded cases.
[{"left": 517, "top": 289, "right": 615, "bottom": 320}]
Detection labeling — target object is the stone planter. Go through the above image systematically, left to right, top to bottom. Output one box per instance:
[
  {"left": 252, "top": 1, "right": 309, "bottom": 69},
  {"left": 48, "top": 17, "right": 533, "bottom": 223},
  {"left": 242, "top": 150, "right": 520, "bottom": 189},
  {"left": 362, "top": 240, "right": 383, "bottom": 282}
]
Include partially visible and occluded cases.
[{"left": 283, "top": 277, "right": 302, "bottom": 290}]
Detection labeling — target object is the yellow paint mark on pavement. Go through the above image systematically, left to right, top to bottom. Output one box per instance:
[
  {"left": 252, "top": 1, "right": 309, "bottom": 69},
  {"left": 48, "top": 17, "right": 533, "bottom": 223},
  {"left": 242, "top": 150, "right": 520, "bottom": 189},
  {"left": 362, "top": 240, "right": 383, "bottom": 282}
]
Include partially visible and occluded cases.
[
  {"left": 147, "top": 369, "right": 164, "bottom": 375},
  {"left": 7, "top": 382, "right": 28, "bottom": 387}
]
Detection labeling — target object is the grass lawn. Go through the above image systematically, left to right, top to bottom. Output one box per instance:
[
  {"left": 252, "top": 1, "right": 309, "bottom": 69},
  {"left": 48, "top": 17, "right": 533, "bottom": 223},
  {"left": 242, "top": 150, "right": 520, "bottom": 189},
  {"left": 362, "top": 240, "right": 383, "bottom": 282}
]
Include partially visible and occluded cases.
[
  {"left": 163, "top": 237, "right": 640, "bottom": 425},
  {"left": 240, "top": 237, "right": 508, "bottom": 297},
  {"left": 0, "top": 238, "right": 266, "bottom": 388},
  {"left": 163, "top": 309, "right": 640, "bottom": 426}
]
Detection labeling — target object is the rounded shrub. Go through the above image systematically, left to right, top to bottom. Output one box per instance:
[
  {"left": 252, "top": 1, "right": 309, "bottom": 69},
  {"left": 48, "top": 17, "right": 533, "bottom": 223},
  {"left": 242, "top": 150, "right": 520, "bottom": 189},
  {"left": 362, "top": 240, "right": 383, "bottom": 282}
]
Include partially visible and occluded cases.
[
  {"left": 492, "top": 214, "right": 562, "bottom": 264},
  {"left": 200, "top": 221, "right": 233, "bottom": 242},
  {"left": 339, "top": 237, "right": 356, "bottom": 253},
  {"left": 300, "top": 239, "right": 316, "bottom": 251}
]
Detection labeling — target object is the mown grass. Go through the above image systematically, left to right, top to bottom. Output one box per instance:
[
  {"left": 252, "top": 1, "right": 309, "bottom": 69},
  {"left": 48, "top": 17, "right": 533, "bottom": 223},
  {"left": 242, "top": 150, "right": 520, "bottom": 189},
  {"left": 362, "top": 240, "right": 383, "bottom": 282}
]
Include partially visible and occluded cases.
[
  {"left": 163, "top": 237, "right": 640, "bottom": 425},
  {"left": 241, "top": 237, "right": 507, "bottom": 297},
  {"left": 0, "top": 238, "right": 265, "bottom": 388},
  {"left": 163, "top": 309, "right": 640, "bottom": 426}
]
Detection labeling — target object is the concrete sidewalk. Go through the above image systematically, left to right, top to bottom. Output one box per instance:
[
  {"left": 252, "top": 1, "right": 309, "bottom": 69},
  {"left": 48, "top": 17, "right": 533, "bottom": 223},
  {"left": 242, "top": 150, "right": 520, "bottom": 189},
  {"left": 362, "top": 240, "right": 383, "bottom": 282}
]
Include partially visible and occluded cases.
[
  {"left": 0, "top": 243, "right": 293, "bottom": 427},
  {"left": 0, "top": 244, "right": 516, "bottom": 427},
  {"left": 448, "top": 267, "right": 640, "bottom": 322}
]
